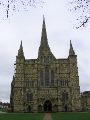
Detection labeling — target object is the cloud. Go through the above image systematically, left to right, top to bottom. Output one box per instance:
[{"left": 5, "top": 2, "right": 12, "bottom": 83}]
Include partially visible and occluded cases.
[{"left": 0, "top": 83, "right": 11, "bottom": 102}]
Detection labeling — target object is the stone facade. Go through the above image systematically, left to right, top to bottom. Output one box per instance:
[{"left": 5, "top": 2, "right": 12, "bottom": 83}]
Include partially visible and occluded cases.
[
  {"left": 10, "top": 17, "right": 81, "bottom": 112},
  {"left": 81, "top": 91, "right": 90, "bottom": 111}
]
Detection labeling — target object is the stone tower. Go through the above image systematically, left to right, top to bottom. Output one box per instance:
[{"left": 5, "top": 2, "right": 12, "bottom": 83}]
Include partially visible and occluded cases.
[{"left": 10, "top": 17, "right": 81, "bottom": 112}]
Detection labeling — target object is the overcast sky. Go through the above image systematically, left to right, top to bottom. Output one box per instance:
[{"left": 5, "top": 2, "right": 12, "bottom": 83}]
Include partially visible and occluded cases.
[{"left": 0, "top": 0, "right": 90, "bottom": 102}]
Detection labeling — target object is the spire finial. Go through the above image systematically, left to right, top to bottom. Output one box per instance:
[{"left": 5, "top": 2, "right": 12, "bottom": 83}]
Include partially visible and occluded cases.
[
  {"left": 40, "top": 15, "right": 48, "bottom": 47},
  {"left": 42, "top": 15, "right": 46, "bottom": 29},
  {"left": 43, "top": 15, "right": 45, "bottom": 22},
  {"left": 18, "top": 40, "right": 24, "bottom": 57},
  {"left": 20, "top": 40, "right": 22, "bottom": 49},
  {"left": 21, "top": 40, "right": 22, "bottom": 46},
  {"left": 69, "top": 40, "right": 75, "bottom": 56},
  {"left": 70, "top": 40, "right": 71, "bottom": 45}
]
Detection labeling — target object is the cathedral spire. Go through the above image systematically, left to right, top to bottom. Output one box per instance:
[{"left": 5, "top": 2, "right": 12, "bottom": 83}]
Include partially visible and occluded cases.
[
  {"left": 40, "top": 15, "right": 49, "bottom": 48},
  {"left": 38, "top": 16, "right": 55, "bottom": 59},
  {"left": 18, "top": 40, "right": 24, "bottom": 57},
  {"left": 69, "top": 40, "right": 75, "bottom": 56}
]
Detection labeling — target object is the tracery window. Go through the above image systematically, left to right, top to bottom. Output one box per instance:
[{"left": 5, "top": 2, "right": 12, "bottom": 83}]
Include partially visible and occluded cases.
[
  {"left": 40, "top": 67, "right": 55, "bottom": 87},
  {"left": 45, "top": 67, "right": 49, "bottom": 86},
  {"left": 40, "top": 70, "right": 44, "bottom": 86},
  {"left": 51, "top": 70, "right": 54, "bottom": 86},
  {"left": 60, "top": 80, "right": 68, "bottom": 86},
  {"left": 25, "top": 81, "right": 34, "bottom": 87},
  {"left": 62, "top": 92, "right": 68, "bottom": 102},
  {"left": 27, "top": 93, "right": 33, "bottom": 102}
]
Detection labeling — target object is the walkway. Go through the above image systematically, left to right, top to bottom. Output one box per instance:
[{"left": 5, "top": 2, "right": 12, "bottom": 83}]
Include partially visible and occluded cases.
[{"left": 43, "top": 113, "right": 52, "bottom": 120}]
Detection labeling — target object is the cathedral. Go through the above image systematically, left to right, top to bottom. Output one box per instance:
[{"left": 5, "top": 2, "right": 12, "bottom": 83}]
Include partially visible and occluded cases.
[{"left": 10, "top": 17, "right": 81, "bottom": 112}]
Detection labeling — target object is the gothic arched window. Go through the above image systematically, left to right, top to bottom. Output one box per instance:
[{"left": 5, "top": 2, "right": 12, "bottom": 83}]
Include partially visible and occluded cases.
[
  {"left": 45, "top": 67, "right": 49, "bottom": 86},
  {"left": 40, "top": 70, "right": 44, "bottom": 86},
  {"left": 51, "top": 70, "right": 54, "bottom": 86},
  {"left": 62, "top": 92, "right": 68, "bottom": 102},
  {"left": 27, "top": 93, "right": 33, "bottom": 102},
  {"left": 38, "top": 105, "right": 42, "bottom": 112}
]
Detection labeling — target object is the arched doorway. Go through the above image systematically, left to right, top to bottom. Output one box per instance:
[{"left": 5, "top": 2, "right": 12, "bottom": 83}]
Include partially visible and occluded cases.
[
  {"left": 44, "top": 100, "right": 52, "bottom": 112},
  {"left": 54, "top": 104, "right": 58, "bottom": 112},
  {"left": 27, "top": 105, "right": 31, "bottom": 112},
  {"left": 38, "top": 105, "right": 42, "bottom": 112},
  {"left": 64, "top": 105, "right": 68, "bottom": 112}
]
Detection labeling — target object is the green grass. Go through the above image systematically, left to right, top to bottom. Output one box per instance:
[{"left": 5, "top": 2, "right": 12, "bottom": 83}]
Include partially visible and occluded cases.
[
  {"left": 0, "top": 112, "right": 90, "bottom": 120},
  {"left": 52, "top": 112, "right": 90, "bottom": 120},
  {"left": 0, "top": 113, "right": 44, "bottom": 120}
]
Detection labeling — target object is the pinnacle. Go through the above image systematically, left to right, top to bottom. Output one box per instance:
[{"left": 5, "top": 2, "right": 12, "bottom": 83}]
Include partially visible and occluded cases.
[
  {"left": 38, "top": 16, "right": 55, "bottom": 59},
  {"left": 40, "top": 16, "right": 49, "bottom": 48},
  {"left": 18, "top": 40, "right": 24, "bottom": 57},
  {"left": 69, "top": 40, "right": 75, "bottom": 56}
]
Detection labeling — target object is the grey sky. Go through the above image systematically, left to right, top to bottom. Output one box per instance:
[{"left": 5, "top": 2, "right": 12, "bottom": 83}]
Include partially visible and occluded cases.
[{"left": 0, "top": 0, "right": 90, "bottom": 102}]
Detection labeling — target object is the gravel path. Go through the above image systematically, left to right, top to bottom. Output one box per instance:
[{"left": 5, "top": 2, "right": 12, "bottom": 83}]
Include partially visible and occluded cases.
[{"left": 43, "top": 113, "right": 52, "bottom": 120}]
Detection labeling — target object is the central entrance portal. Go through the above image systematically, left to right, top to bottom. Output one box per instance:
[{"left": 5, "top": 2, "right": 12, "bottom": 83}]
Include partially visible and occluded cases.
[
  {"left": 44, "top": 100, "right": 52, "bottom": 112},
  {"left": 27, "top": 105, "right": 31, "bottom": 112}
]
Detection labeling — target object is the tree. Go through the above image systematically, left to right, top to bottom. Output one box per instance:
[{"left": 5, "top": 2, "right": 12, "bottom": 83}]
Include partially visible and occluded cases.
[
  {"left": 0, "top": 0, "right": 44, "bottom": 20},
  {"left": 68, "top": 0, "right": 90, "bottom": 28}
]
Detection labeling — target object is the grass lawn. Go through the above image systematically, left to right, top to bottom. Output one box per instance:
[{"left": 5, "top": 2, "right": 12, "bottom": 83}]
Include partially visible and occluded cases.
[
  {"left": 0, "top": 112, "right": 90, "bottom": 120},
  {"left": 52, "top": 112, "right": 90, "bottom": 120},
  {"left": 0, "top": 113, "right": 44, "bottom": 120}
]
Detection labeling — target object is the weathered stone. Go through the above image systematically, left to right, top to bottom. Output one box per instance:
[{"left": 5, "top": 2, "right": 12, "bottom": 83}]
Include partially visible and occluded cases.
[
  {"left": 10, "top": 17, "right": 82, "bottom": 112},
  {"left": 81, "top": 91, "right": 90, "bottom": 111}
]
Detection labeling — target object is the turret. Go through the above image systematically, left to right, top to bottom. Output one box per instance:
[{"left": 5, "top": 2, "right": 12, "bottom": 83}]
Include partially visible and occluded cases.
[
  {"left": 16, "top": 40, "right": 25, "bottom": 64},
  {"left": 68, "top": 40, "right": 81, "bottom": 111},
  {"left": 68, "top": 40, "right": 77, "bottom": 76},
  {"left": 69, "top": 40, "right": 75, "bottom": 56},
  {"left": 15, "top": 41, "right": 25, "bottom": 81},
  {"left": 17, "top": 41, "right": 24, "bottom": 58}
]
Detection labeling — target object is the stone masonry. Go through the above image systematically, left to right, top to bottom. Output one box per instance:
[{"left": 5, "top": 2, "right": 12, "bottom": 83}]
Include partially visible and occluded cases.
[{"left": 10, "top": 17, "right": 81, "bottom": 112}]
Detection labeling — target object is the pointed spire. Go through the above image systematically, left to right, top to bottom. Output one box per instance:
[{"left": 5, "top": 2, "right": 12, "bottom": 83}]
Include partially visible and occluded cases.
[
  {"left": 40, "top": 15, "right": 49, "bottom": 48},
  {"left": 43, "top": 15, "right": 45, "bottom": 24},
  {"left": 38, "top": 16, "right": 55, "bottom": 59},
  {"left": 18, "top": 40, "right": 24, "bottom": 57},
  {"left": 69, "top": 40, "right": 75, "bottom": 56}
]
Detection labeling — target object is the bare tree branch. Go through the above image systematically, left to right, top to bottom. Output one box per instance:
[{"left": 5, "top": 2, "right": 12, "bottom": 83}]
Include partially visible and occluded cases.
[
  {"left": 0, "top": 0, "right": 45, "bottom": 20},
  {"left": 68, "top": 0, "right": 90, "bottom": 28}
]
